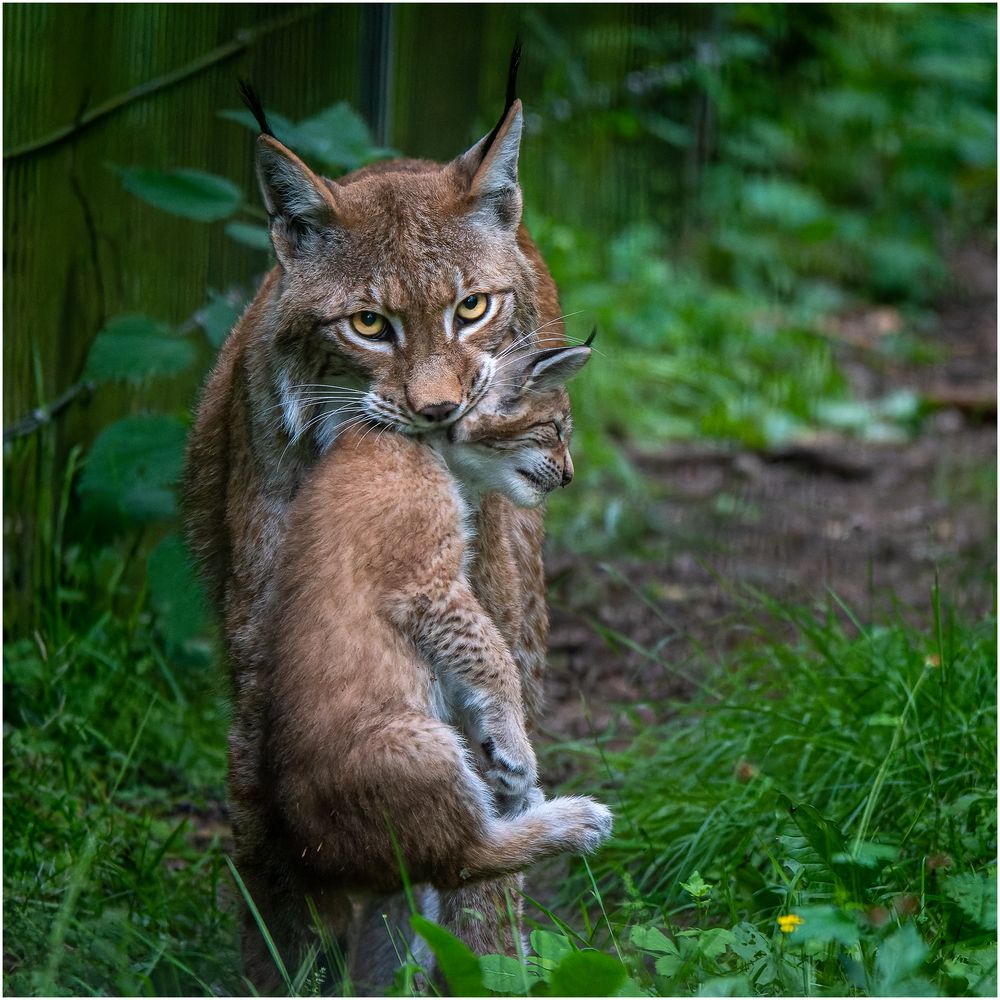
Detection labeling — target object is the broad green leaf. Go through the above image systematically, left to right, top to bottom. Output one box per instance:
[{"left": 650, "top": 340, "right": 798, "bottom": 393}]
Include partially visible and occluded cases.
[
  {"left": 221, "top": 102, "right": 396, "bottom": 174},
  {"left": 288, "top": 102, "right": 394, "bottom": 172},
  {"left": 219, "top": 106, "right": 297, "bottom": 140},
  {"left": 117, "top": 166, "right": 242, "bottom": 221},
  {"left": 225, "top": 221, "right": 273, "bottom": 252},
  {"left": 196, "top": 294, "right": 243, "bottom": 349},
  {"left": 84, "top": 314, "right": 195, "bottom": 384},
  {"left": 79, "top": 415, "right": 187, "bottom": 524},
  {"left": 146, "top": 534, "right": 208, "bottom": 648},
  {"left": 781, "top": 796, "right": 857, "bottom": 890},
  {"left": 832, "top": 840, "right": 898, "bottom": 868},
  {"left": 943, "top": 872, "right": 998, "bottom": 930},
  {"left": 783, "top": 905, "right": 859, "bottom": 948},
  {"left": 411, "top": 915, "right": 483, "bottom": 997},
  {"left": 728, "top": 922, "right": 768, "bottom": 962},
  {"left": 874, "top": 923, "right": 930, "bottom": 996},
  {"left": 629, "top": 925, "right": 675, "bottom": 954},
  {"left": 697, "top": 928, "right": 735, "bottom": 960},
  {"left": 529, "top": 929, "right": 573, "bottom": 971},
  {"left": 548, "top": 950, "right": 627, "bottom": 997},
  {"left": 654, "top": 952, "right": 683, "bottom": 978},
  {"left": 480, "top": 954, "right": 538, "bottom": 995},
  {"left": 614, "top": 974, "right": 648, "bottom": 997},
  {"left": 697, "top": 976, "right": 750, "bottom": 997}
]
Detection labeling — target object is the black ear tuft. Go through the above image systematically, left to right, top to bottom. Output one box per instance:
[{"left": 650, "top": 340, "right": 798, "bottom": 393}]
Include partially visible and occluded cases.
[
  {"left": 504, "top": 39, "right": 522, "bottom": 115},
  {"left": 480, "top": 40, "right": 522, "bottom": 164},
  {"left": 238, "top": 80, "right": 275, "bottom": 138},
  {"left": 585, "top": 326, "right": 597, "bottom": 348}
]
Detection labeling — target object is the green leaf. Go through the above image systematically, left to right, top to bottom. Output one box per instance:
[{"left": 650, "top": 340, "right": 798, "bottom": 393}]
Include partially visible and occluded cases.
[
  {"left": 222, "top": 101, "right": 396, "bottom": 175},
  {"left": 286, "top": 102, "right": 393, "bottom": 173},
  {"left": 219, "top": 106, "right": 297, "bottom": 140},
  {"left": 116, "top": 166, "right": 242, "bottom": 221},
  {"left": 225, "top": 221, "right": 272, "bottom": 252},
  {"left": 196, "top": 294, "right": 243, "bottom": 349},
  {"left": 84, "top": 314, "right": 196, "bottom": 384},
  {"left": 78, "top": 415, "right": 187, "bottom": 524},
  {"left": 146, "top": 534, "right": 208, "bottom": 648},
  {"left": 781, "top": 797, "right": 856, "bottom": 888},
  {"left": 832, "top": 841, "right": 898, "bottom": 868},
  {"left": 680, "top": 870, "right": 711, "bottom": 900},
  {"left": 943, "top": 872, "right": 998, "bottom": 930},
  {"left": 784, "top": 906, "right": 859, "bottom": 948},
  {"left": 411, "top": 915, "right": 484, "bottom": 997},
  {"left": 728, "top": 922, "right": 768, "bottom": 962},
  {"left": 874, "top": 923, "right": 930, "bottom": 996},
  {"left": 629, "top": 925, "right": 675, "bottom": 955},
  {"left": 697, "top": 928, "right": 735, "bottom": 960},
  {"left": 529, "top": 929, "right": 573, "bottom": 972},
  {"left": 548, "top": 951, "right": 627, "bottom": 997},
  {"left": 654, "top": 953, "right": 683, "bottom": 979},
  {"left": 480, "top": 954, "right": 538, "bottom": 995},
  {"left": 697, "top": 976, "right": 750, "bottom": 997}
]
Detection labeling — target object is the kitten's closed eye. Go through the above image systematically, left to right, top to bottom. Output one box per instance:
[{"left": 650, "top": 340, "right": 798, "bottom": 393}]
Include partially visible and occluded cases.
[{"left": 475, "top": 420, "right": 562, "bottom": 449}]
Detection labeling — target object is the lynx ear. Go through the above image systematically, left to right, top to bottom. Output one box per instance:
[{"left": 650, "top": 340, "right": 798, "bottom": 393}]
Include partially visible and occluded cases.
[
  {"left": 454, "top": 43, "right": 524, "bottom": 230},
  {"left": 255, "top": 136, "right": 338, "bottom": 264},
  {"left": 523, "top": 345, "right": 592, "bottom": 393}
]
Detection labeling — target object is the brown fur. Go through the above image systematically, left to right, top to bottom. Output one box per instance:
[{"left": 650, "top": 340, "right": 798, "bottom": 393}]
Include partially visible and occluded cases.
[
  {"left": 183, "top": 99, "right": 570, "bottom": 987},
  {"left": 239, "top": 368, "right": 607, "bottom": 993}
]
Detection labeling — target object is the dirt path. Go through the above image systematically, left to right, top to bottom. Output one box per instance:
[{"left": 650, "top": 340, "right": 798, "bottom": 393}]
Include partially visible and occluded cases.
[{"left": 541, "top": 245, "right": 996, "bottom": 746}]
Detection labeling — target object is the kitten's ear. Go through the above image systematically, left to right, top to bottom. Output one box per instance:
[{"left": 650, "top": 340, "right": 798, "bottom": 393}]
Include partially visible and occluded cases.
[
  {"left": 453, "top": 43, "right": 524, "bottom": 230},
  {"left": 255, "top": 136, "right": 339, "bottom": 265},
  {"left": 523, "top": 345, "right": 592, "bottom": 393}
]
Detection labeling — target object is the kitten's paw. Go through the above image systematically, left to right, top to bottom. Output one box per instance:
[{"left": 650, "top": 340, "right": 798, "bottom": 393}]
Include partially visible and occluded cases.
[
  {"left": 480, "top": 730, "right": 537, "bottom": 801},
  {"left": 541, "top": 795, "right": 614, "bottom": 855}
]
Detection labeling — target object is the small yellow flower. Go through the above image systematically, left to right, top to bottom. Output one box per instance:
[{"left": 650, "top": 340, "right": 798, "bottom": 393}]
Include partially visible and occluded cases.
[
  {"left": 925, "top": 654, "right": 941, "bottom": 668},
  {"left": 777, "top": 913, "right": 804, "bottom": 933}
]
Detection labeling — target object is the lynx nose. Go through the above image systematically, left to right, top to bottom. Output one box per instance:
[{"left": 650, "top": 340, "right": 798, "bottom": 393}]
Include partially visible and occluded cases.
[
  {"left": 417, "top": 402, "right": 459, "bottom": 422},
  {"left": 561, "top": 454, "right": 575, "bottom": 487}
]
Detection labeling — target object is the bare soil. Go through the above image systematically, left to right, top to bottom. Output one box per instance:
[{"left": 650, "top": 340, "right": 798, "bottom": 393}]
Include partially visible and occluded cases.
[{"left": 541, "top": 245, "right": 997, "bottom": 747}]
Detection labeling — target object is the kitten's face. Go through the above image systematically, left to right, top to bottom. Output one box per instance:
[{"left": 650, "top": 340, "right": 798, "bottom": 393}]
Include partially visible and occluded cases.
[
  {"left": 440, "top": 345, "right": 590, "bottom": 508},
  {"left": 444, "top": 388, "right": 575, "bottom": 508}
]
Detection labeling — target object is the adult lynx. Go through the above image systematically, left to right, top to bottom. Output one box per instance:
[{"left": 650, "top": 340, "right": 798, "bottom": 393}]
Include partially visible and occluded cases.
[
  {"left": 182, "top": 55, "right": 576, "bottom": 983},
  {"left": 184, "top": 58, "right": 559, "bottom": 732},
  {"left": 239, "top": 344, "right": 610, "bottom": 993}
]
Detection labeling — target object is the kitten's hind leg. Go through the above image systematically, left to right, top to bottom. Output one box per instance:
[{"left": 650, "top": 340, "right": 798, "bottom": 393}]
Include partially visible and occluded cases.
[{"left": 439, "top": 874, "right": 526, "bottom": 958}]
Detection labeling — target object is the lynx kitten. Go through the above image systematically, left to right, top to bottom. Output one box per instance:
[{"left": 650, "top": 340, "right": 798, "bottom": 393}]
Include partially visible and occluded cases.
[{"left": 237, "top": 343, "right": 609, "bottom": 992}]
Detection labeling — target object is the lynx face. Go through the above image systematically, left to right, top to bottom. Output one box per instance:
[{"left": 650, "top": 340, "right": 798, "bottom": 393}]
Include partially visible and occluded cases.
[
  {"left": 257, "top": 100, "right": 550, "bottom": 447},
  {"left": 441, "top": 345, "right": 591, "bottom": 508}
]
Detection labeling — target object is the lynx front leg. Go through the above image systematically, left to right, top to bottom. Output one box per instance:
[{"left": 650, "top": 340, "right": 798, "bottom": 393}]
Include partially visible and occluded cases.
[{"left": 393, "top": 581, "right": 538, "bottom": 805}]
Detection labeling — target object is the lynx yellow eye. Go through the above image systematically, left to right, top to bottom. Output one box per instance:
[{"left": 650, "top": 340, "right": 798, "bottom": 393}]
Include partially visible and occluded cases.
[
  {"left": 456, "top": 294, "right": 489, "bottom": 322},
  {"left": 350, "top": 311, "right": 388, "bottom": 338}
]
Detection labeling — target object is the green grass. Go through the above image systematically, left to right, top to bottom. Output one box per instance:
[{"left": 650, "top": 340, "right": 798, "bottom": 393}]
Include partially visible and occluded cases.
[
  {"left": 5, "top": 528, "right": 995, "bottom": 996},
  {"left": 3, "top": 538, "right": 236, "bottom": 996},
  {"left": 537, "top": 591, "right": 997, "bottom": 997}
]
